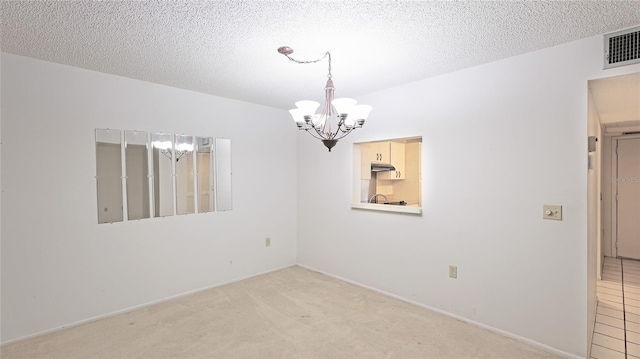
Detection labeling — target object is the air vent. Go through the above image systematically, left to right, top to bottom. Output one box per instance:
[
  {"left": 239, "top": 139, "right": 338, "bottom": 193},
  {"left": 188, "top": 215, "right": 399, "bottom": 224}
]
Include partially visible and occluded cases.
[{"left": 604, "top": 26, "right": 640, "bottom": 69}]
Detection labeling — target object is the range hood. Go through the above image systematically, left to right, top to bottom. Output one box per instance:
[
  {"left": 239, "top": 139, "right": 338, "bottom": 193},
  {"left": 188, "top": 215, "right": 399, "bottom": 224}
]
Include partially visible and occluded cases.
[{"left": 371, "top": 163, "right": 396, "bottom": 172}]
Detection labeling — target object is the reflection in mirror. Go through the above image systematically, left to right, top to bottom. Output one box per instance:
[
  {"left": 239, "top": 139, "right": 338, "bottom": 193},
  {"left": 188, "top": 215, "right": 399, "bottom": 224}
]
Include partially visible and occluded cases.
[
  {"left": 95, "top": 129, "right": 123, "bottom": 223},
  {"left": 125, "top": 131, "right": 150, "bottom": 220},
  {"left": 151, "top": 133, "right": 174, "bottom": 217},
  {"left": 175, "top": 134, "right": 195, "bottom": 215},
  {"left": 195, "top": 137, "right": 214, "bottom": 213},
  {"left": 215, "top": 138, "right": 232, "bottom": 211}
]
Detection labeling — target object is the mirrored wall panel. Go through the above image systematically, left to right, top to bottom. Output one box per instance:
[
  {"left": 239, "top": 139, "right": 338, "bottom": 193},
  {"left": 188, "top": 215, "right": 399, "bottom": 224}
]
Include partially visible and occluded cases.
[
  {"left": 95, "top": 129, "right": 124, "bottom": 224},
  {"left": 96, "top": 129, "right": 232, "bottom": 223},
  {"left": 125, "top": 131, "right": 151, "bottom": 220},
  {"left": 152, "top": 133, "right": 175, "bottom": 217},
  {"left": 175, "top": 134, "right": 195, "bottom": 215},
  {"left": 196, "top": 137, "right": 214, "bottom": 213},
  {"left": 215, "top": 138, "right": 232, "bottom": 211}
]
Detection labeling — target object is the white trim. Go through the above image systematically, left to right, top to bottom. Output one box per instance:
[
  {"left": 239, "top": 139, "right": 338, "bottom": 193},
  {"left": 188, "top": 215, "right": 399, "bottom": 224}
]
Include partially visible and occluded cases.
[
  {"left": 605, "top": 125, "right": 640, "bottom": 134},
  {"left": 121, "top": 130, "right": 129, "bottom": 221},
  {"left": 611, "top": 136, "right": 618, "bottom": 258},
  {"left": 350, "top": 202, "right": 422, "bottom": 214},
  {"left": 2, "top": 262, "right": 580, "bottom": 358},
  {"left": 0, "top": 263, "right": 297, "bottom": 346},
  {"left": 297, "top": 264, "right": 582, "bottom": 359}
]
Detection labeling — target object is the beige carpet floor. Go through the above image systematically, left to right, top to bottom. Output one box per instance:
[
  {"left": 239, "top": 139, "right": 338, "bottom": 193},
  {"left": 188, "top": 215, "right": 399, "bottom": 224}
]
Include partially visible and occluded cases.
[{"left": 1, "top": 266, "right": 561, "bottom": 359}]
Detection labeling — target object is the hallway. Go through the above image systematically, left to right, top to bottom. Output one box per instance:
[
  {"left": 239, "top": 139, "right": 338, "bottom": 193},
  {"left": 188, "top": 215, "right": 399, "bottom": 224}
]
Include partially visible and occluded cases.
[{"left": 591, "top": 257, "right": 640, "bottom": 358}]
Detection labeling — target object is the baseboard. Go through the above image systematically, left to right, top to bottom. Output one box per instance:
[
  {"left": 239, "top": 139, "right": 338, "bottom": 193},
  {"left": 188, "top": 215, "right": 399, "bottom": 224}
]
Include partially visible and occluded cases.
[
  {"left": 2, "top": 262, "right": 584, "bottom": 358},
  {"left": 1, "top": 263, "right": 296, "bottom": 346},
  {"left": 297, "top": 263, "right": 583, "bottom": 359}
]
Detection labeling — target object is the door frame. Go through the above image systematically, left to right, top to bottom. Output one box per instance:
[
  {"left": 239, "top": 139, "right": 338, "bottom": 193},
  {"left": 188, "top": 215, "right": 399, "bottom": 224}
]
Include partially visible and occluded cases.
[{"left": 610, "top": 133, "right": 640, "bottom": 258}]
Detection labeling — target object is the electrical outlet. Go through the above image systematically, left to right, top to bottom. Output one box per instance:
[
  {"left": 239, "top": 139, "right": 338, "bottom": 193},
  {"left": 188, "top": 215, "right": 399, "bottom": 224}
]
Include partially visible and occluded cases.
[
  {"left": 265, "top": 237, "right": 271, "bottom": 247},
  {"left": 449, "top": 265, "right": 457, "bottom": 279}
]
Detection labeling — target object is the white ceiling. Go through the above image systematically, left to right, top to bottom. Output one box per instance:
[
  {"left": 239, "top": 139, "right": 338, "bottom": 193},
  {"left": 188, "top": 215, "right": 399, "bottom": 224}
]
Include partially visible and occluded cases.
[
  {"left": 2, "top": 1, "right": 640, "bottom": 110},
  {"left": 589, "top": 72, "right": 640, "bottom": 133}
]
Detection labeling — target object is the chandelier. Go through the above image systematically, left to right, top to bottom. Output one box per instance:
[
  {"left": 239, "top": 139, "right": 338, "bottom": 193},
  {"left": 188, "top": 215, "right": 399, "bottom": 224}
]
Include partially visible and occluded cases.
[
  {"left": 277, "top": 46, "right": 372, "bottom": 152},
  {"left": 152, "top": 140, "right": 193, "bottom": 162}
]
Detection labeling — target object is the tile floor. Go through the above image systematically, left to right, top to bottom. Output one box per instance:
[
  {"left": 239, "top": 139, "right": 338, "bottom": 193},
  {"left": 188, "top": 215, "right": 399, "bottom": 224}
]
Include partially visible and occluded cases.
[{"left": 591, "top": 257, "right": 640, "bottom": 359}]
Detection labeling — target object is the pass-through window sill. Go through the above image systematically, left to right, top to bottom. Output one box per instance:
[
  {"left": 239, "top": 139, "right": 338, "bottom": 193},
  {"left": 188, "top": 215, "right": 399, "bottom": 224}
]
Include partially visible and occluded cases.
[{"left": 350, "top": 203, "right": 422, "bottom": 214}]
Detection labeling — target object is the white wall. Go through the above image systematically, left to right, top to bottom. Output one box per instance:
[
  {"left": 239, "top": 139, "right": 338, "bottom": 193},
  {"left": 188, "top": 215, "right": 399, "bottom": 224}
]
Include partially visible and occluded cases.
[
  {"left": 297, "top": 35, "right": 640, "bottom": 357},
  {"left": 0, "top": 53, "right": 297, "bottom": 343}
]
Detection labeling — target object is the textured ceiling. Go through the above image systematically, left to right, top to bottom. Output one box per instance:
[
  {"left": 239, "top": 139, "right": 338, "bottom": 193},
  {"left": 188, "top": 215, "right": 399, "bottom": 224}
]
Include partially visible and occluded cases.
[{"left": 2, "top": 1, "right": 640, "bottom": 110}]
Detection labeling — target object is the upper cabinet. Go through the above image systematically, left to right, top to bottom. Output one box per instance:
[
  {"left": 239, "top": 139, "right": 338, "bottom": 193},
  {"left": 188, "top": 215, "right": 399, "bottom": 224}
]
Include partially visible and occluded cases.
[
  {"left": 361, "top": 141, "right": 406, "bottom": 180},
  {"left": 369, "top": 141, "right": 391, "bottom": 164},
  {"left": 377, "top": 142, "right": 405, "bottom": 180}
]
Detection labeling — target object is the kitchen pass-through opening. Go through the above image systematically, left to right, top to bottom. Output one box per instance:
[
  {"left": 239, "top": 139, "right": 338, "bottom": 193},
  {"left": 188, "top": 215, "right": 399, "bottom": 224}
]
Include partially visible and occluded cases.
[{"left": 351, "top": 136, "right": 422, "bottom": 214}]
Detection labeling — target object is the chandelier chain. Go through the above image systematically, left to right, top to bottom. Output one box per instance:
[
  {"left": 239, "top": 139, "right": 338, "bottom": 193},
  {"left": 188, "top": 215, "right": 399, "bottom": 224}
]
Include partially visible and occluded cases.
[{"left": 283, "top": 51, "right": 332, "bottom": 79}]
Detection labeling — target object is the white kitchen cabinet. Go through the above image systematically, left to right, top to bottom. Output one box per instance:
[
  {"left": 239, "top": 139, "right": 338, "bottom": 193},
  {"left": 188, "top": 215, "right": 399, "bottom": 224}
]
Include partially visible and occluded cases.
[
  {"left": 361, "top": 141, "right": 405, "bottom": 180},
  {"left": 369, "top": 141, "right": 391, "bottom": 164},
  {"left": 378, "top": 142, "right": 405, "bottom": 180}
]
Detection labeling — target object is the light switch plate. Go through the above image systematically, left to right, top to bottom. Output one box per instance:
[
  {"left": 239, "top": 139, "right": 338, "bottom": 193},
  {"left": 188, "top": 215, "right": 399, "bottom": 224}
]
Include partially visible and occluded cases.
[
  {"left": 543, "top": 205, "right": 562, "bottom": 220},
  {"left": 449, "top": 265, "right": 457, "bottom": 279}
]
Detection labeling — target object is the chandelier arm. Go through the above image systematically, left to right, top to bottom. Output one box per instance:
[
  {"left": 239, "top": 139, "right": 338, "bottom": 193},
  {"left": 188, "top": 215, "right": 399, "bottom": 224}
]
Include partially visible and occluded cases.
[
  {"left": 307, "top": 119, "right": 338, "bottom": 140},
  {"left": 302, "top": 126, "right": 351, "bottom": 142},
  {"left": 312, "top": 126, "right": 332, "bottom": 140},
  {"left": 302, "top": 128, "right": 327, "bottom": 141},
  {"left": 334, "top": 128, "right": 347, "bottom": 140},
  {"left": 324, "top": 129, "right": 346, "bottom": 141},
  {"left": 333, "top": 129, "right": 353, "bottom": 141},
  {"left": 323, "top": 130, "right": 336, "bottom": 140},
  {"left": 161, "top": 149, "right": 172, "bottom": 160}
]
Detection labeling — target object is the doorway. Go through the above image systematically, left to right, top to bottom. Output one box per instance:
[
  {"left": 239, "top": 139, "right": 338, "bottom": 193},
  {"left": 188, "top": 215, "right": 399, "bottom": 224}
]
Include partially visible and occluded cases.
[
  {"left": 587, "top": 71, "right": 640, "bottom": 357},
  {"left": 588, "top": 72, "right": 640, "bottom": 272},
  {"left": 611, "top": 135, "right": 640, "bottom": 260}
]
